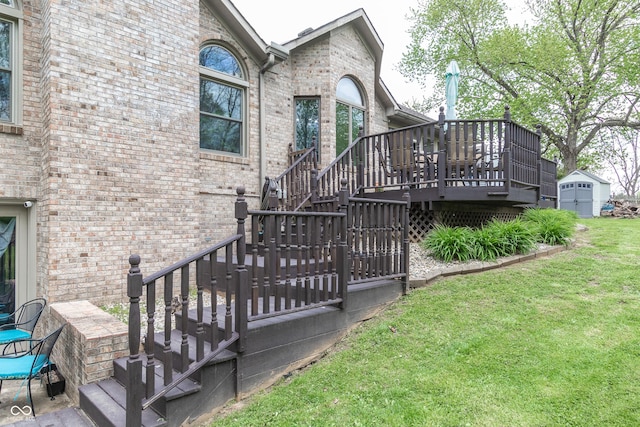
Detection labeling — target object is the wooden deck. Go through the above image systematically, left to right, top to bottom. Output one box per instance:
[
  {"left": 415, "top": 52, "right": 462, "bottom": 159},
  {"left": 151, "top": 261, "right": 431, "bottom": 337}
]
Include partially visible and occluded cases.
[{"left": 275, "top": 106, "right": 557, "bottom": 212}]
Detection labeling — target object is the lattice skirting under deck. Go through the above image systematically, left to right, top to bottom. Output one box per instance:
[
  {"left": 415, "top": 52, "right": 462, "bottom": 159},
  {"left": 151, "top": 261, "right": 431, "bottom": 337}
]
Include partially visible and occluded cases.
[{"left": 408, "top": 203, "right": 523, "bottom": 243}]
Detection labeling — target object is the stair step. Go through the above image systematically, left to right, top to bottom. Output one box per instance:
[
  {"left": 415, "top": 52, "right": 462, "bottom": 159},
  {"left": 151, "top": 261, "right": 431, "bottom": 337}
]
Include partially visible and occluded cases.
[
  {"left": 157, "top": 329, "right": 237, "bottom": 368},
  {"left": 113, "top": 357, "right": 202, "bottom": 401},
  {"left": 79, "top": 380, "right": 166, "bottom": 427}
]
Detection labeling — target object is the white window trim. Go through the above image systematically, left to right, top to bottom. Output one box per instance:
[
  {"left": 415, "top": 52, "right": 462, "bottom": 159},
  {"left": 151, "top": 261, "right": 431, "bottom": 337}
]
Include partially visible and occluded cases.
[
  {"left": 0, "top": 2, "right": 23, "bottom": 126},
  {"left": 198, "top": 47, "right": 248, "bottom": 157}
]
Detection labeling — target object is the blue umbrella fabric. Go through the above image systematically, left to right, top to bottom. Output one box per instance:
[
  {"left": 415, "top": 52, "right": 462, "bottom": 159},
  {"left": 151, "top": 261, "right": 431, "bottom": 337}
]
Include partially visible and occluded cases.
[{"left": 445, "top": 60, "right": 460, "bottom": 121}]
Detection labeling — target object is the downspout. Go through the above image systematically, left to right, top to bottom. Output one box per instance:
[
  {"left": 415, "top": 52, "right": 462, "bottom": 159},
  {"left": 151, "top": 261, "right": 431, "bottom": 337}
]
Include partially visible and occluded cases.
[{"left": 259, "top": 53, "right": 276, "bottom": 188}]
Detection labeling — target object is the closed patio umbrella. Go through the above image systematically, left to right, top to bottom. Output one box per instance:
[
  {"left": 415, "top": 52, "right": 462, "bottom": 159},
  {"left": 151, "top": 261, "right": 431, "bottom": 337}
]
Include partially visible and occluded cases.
[{"left": 445, "top": 60, "right": 460, "bottom": 121}]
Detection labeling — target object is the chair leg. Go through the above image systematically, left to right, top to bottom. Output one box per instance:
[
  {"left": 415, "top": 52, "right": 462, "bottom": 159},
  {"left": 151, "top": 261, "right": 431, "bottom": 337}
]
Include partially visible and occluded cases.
[
  {"left": 46, "top": 368, "right": 55, "bottom": 401},
  {"left": 27, "top": 378, "right": 35, "bottom": 417}
]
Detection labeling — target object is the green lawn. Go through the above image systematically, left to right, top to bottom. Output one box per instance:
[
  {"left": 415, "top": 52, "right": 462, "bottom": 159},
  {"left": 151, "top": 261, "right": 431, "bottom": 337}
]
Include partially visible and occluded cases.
[{"left": 206, "top": 218, "right": 640, "bottom": 427}]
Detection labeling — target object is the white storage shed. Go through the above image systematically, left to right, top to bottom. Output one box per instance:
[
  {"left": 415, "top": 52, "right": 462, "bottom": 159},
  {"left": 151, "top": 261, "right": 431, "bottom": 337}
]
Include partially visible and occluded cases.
[{"left": 558, "top": 170, "right": 611, "bottom": 218}]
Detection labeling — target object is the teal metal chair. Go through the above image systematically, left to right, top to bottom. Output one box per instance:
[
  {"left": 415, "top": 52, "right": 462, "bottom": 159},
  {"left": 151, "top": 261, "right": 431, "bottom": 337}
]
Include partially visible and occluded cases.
[
  {"left": 0, "top": 298, "right": 46, "bottom": 347},
  {"left": 0, "top": 324, "right": 65, "bottom": 416}
]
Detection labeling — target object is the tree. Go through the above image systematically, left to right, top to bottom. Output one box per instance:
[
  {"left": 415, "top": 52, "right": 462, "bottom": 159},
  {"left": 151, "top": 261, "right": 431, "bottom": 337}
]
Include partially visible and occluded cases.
[
  {"left": 401, "top": 0, "right": 640, "bottom": 172},
  {"left": 597, "top": 129, "right": 640, "bottom": 197}
]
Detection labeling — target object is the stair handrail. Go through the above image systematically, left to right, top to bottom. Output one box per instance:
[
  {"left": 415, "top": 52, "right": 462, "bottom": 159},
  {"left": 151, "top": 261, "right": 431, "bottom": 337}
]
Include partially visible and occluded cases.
[
  {"left": 272, "top": 145, "right": 318, "bottom": 211},
  {"left": 126, "top": 187, "right": 249, "bottom": 426}
]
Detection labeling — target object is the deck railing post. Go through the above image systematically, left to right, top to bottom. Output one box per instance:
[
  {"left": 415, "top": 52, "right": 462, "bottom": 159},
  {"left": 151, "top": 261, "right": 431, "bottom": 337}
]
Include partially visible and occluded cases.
[
  {"left": 503, "top": 105, "right": 512, "bottom": 191},
  {"left": 438, "top": 107, "right": 446, "bottom": 196},
  {"left": 535, "top": 124, "right": 543, "bottom": 205},
  {"left": 357, "top": 127, "right": 365, "bottom": 196},
  {"left": 338, "top": 178, "right": 349, "bottom": 309},
  {"left": 268, "top": 179, "right": 278, "bottom": 211},
  {"left": 235, "top": 186, "right": 248, "bottom": 352},
  {"left": 401, "top": 187, "right": 410, "bottom": 295},
  {"left": 126, "top": 255, "right": 143, "bottom": 427}
]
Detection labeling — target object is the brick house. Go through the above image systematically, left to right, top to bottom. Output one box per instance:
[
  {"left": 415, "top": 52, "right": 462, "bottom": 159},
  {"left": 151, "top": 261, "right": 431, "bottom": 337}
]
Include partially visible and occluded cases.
[{"left": 0, "top": 0, "right": 426, "bottom": 312}]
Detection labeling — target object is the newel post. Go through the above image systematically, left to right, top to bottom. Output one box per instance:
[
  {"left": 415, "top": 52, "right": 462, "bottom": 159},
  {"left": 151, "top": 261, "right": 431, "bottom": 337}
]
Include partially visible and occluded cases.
[
  {"left": 503, "top": 104, "right": 512, "bottom": 142},
  {"left": 438, "top": 106, "right": 446, "bottom": 197},
  {"left": 337, "top": 178, "right": 349, "bottom": 308},
  {"left": 268, "top": 179, "right": 278, "bottom": 211},
  {"left": 235, "top": 186, "right": 248, "bottom": 352},
  {"left": 401, "top": 186, "right": 411, "bottom": 295},
  {"left": 126, "top": 255, "right": 143, "bottom": 427}
]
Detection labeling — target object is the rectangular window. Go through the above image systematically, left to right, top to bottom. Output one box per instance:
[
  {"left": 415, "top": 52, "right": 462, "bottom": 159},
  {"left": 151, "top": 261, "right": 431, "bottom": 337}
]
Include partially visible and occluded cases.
[
  {"left": 0, "top": 18, "right": 12, "bottom": 121},
  {"left": 199, "top": 78, "right": 243, "bottom": 154},
  {"left": 295, "top": 97, "right": 319, "bottom": 151}
]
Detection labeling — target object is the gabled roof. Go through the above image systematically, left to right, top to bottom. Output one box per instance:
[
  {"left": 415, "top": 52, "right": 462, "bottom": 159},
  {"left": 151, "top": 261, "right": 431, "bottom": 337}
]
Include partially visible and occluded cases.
[
  {"left": 202, "top": 0, "right": 289, "bottom": 65},
  {"left": 204, "top": 2, "right": 427, "bottom": 127},
  {"left": 283, "top": 9, "right": 383, "bottom": 78},
  {"left": 561, "top": 169, "right": 611, "bottom": 184}
]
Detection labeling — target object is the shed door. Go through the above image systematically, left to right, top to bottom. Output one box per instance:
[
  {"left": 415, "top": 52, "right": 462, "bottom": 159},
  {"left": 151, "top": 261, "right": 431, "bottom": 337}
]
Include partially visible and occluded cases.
[{"left": 559, "top": 181, "right": 593, "bottom": 218}]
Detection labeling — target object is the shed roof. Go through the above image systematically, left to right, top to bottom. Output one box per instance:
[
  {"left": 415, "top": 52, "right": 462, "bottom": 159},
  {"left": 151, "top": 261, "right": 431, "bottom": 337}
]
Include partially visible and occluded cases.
[{"left": 560, "top": 170, "right": 611, "bottom": 185}]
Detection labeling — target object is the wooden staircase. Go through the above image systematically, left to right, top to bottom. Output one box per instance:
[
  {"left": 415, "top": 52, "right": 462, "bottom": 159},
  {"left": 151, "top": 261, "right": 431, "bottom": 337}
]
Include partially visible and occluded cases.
[
  {"left": 75, "top": 157, "right": 410, "bottom": 426},
  {"left": 79, "top": 316, "right": 238, "bottom": 427}
]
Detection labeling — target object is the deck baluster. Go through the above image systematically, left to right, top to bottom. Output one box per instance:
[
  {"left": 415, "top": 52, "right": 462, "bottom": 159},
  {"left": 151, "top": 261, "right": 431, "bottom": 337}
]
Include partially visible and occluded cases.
[
  {"left": 209, "top": 251, "right": 219, "bottom": 351},
  {"left": 195, "top": 258, "right": 205, "bottom": 362},
  {"left": 180, "top": 265, "right": 189, "bottom": 373},
  {"left": 163, "top": 273, "right": 174, "bottom": 384},
  {"left": 145, "top": 281, "right": 155, "bottom": 398}
]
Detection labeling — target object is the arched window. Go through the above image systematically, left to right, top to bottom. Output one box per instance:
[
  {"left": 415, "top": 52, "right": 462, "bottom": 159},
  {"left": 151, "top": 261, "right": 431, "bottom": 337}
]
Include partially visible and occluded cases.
[
  {"left": 0, "top": 0, "right": 23, "bottom": 124},
  {"left": 199, "top": 45, "right": 247, "bottom": 154},
  {"left": 336, "top": 77, "right": 365, "bottom": 156}
]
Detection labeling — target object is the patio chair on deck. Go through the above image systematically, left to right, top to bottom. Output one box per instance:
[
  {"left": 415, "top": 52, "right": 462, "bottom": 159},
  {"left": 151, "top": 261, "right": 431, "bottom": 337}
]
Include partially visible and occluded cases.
[
  {"left": 445, "top": 124, "right": 482, "bottom": 179},
  {"left": 377, "top": 133, "right": 425, "bottom": 185},
  {"left": 0, "top": 298, "right": 47, "bottom": 350},
  {"left": 0, "top": 324, "right": 65, "bottom": 416}
]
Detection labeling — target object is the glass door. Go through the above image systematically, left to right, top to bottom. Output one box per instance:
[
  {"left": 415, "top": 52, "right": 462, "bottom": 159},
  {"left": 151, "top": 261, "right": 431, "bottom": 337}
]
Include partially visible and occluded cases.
[
  {"left": 0, "top": 204, "right": 32, "bottom": 319},
  {"left": 0, "top": 216, "right": 16, "bottom": 319}
]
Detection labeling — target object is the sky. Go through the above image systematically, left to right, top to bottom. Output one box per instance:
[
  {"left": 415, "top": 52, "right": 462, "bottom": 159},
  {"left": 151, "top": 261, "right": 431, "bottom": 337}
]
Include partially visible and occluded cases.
[
  {"left": 230, "top": 0, "right": 429, "bottom": 108},
  {"left": 230, "top": 1, "right": 532, "bottom": 116}
]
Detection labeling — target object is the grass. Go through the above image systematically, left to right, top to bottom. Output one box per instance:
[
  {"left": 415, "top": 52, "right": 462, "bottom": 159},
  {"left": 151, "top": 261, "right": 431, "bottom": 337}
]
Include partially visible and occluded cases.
[{"left": 205, "top": 218, "right": 640, "bottom": 426}]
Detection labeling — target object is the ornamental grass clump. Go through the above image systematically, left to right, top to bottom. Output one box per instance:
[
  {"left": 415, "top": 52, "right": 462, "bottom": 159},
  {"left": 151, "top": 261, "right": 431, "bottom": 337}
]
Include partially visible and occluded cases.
[
  {"left": 522, "top": 207, "right": 577, "bottom": 246},
  {"left": 485, "top": 217, "right": 537, "bottom": 255},
  {"left": 421, "top": 225, "right": 475, "bottom": 262},
  {"left": 471, "top": 225, "right": 507, "bottom": 261}
]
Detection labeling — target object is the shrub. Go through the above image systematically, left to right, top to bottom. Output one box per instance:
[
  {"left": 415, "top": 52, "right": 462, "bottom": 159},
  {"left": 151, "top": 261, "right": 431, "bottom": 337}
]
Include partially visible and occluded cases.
[
  {"left": 522, "top": 208, "right": 576, "bottom": 246},
  {"left": 486, "top": 218, "right": 537, "bottom": 255},
  {"left": 472, "top": 224, "right": 508, "bottom": 261},
  {"left": 422, "top": 225, "right": 475, "bottom": 262}
]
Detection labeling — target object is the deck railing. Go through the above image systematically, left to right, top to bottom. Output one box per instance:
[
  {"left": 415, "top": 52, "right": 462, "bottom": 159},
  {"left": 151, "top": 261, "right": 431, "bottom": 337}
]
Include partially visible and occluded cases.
[
  {"left": 312, "top": 105, "right": 555, "bottom": 204},
  {"left": 271, "top": 145, "right": 317, "bottom": 211},
  {"left": 540, "top": 157, "right": 558, "bottom": 200},
  {"left": 125, "top": 182, "right": 410, "bottom": 425},
  {"left": 125, "top": 188, "right": 249, "bottom": 426},
  {"left": 348, "top": 192, "right": 410, "bottom": 293},
  {"left": 247, "top": 203, "right": 348, "bottom": 320}
]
